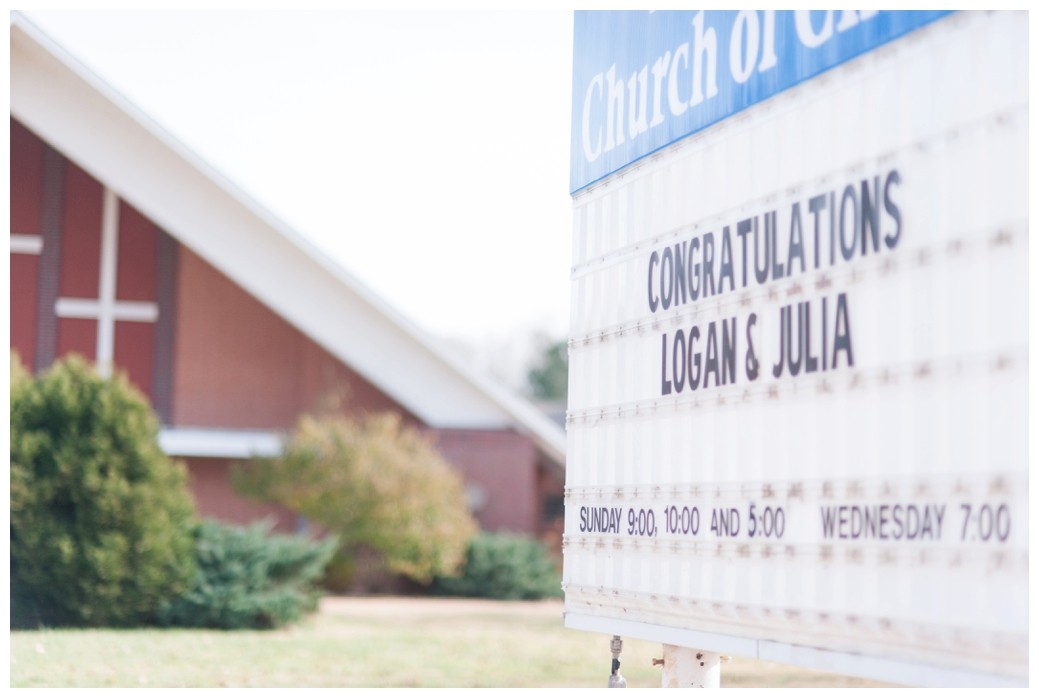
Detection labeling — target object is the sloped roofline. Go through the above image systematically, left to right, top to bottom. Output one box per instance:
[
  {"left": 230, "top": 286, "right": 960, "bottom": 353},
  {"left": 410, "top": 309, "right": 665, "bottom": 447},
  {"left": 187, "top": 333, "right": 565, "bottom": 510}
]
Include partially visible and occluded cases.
[{"left": 10, "top": 13, "right": 566, "bottom": 465}]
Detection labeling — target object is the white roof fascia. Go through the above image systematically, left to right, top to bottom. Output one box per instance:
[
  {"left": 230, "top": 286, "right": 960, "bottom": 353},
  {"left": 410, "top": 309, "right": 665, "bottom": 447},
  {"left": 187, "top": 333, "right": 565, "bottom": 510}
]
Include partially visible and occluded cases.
[
  {"left": 10, "top": 15, "right": 565, "bottom": 465},
  {"left": 158, "top": 428, "right": 285, "bottom": 459}
]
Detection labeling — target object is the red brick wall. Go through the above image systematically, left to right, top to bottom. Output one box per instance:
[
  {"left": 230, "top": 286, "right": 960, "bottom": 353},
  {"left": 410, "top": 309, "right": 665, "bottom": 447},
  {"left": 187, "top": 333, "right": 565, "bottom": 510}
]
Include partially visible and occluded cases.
[
  {"left": 10, "top": 120, "right": 42, "bottom": 365},
  {"left": 10, "top": 120, "right": 43, "bottom": 234},
  {"left": 57, "top": 161, "right": 102, "bottom": 298},
  {"left": 171, "top": 246, "right": 416, "bottom": 430},
  {"left": 10, "top": 253, "right": 39, "bottom": 365},
  {"left": 429, "top": 428, "right": 539, "bottom": 534},
  {"left": 536, "top": 452, "right": 566, "bottom": 556},
  {"left": 183, "top": 457, "right": 298, "bottom": 534}
]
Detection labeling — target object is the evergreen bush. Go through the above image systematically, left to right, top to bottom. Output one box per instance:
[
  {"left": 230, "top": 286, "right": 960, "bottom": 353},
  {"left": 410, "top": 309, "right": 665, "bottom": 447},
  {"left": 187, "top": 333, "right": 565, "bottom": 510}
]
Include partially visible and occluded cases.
[
  {"left": 10, "top": 354, "right": 197, "bottom": 628},
  {"left": 157, "top": 520, "right": 338, "bottom": 630},
  {"left": 432, "top": 532, "right": 563, "bottom": 600}
]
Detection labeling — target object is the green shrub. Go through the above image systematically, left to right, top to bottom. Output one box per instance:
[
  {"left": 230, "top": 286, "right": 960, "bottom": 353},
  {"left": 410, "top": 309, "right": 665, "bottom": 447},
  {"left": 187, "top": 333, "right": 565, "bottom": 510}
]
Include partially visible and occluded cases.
[
  {"left": 10, "top": 354, "right": 197, "bottom": 628},
  {"left": 233, "top": 413, "right": 478, "bottom": 587},
  {"left": 158, "top": 520, "right": 338, "bottom": 630},
  {"left": 432, "top": 532, "right": 563, "bottom": 600}
]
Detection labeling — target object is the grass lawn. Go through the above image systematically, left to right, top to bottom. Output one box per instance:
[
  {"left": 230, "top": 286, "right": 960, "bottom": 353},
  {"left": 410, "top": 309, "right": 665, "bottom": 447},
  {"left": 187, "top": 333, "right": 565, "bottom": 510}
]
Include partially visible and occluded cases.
[{"left": 10, "top": 596, "right": 895, "bottom": 688}]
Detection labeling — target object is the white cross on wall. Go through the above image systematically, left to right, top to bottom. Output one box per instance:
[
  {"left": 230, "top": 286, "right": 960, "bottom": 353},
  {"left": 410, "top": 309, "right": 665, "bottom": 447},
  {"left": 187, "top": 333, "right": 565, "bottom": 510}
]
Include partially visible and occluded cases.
[{"left": 37, "top": 188, "right": 158, "bottom": 378}]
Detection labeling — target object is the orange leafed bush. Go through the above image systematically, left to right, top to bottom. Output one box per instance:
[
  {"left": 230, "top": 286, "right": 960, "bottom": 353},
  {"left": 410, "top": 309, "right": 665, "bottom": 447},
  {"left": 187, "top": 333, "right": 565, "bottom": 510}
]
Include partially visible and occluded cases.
[{"left": 234, "top": 412, "right": 478, "bottom": 585}]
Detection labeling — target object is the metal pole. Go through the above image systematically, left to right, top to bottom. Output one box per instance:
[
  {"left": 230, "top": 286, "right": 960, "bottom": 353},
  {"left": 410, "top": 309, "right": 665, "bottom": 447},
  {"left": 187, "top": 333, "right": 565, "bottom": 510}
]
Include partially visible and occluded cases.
[
  {"left": 608, "top": 635, "right": 627, "bottom": 688},
  {"left": 659, "top": 645, "right": 722, "bottom": 688}
]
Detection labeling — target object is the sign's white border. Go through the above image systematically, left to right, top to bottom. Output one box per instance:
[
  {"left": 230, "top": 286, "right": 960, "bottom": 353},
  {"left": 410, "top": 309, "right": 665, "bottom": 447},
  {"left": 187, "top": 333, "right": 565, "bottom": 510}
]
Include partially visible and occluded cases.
[{"left": 565, "top": 612, "right": 1026, "bottom": 688}]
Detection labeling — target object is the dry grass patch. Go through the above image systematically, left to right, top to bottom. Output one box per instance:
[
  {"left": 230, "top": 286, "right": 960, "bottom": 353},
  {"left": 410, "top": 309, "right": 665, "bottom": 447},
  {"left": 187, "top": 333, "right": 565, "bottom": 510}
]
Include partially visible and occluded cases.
[{"left": 10, "top": 596, "right": 894, "bottom": 688}]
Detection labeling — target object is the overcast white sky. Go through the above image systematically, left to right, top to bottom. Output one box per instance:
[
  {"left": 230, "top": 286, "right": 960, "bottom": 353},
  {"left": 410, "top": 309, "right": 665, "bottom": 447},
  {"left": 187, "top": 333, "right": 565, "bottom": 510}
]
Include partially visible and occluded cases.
[{"left": 19, "top": 9, "right": 576, "bottom": 387}]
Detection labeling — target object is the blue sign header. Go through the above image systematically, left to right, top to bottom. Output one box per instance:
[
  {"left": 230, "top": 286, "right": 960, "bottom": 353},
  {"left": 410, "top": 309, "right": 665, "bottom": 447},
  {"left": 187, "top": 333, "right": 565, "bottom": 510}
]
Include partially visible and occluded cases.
[{"left": 570, "top": 10, "right": 952, "bottom": 193}]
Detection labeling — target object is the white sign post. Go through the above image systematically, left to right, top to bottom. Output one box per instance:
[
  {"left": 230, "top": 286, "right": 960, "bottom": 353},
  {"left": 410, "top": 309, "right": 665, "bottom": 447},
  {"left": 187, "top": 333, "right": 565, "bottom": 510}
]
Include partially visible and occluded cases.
[{"left": 564, "top": 10, "right": 1027, "bottom": 687}]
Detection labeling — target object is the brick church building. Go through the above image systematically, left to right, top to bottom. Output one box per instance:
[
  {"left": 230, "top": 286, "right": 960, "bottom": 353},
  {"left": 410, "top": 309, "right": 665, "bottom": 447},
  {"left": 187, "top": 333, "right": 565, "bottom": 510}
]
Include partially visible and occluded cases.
[{"left": 9, "top": 15, "right": 566, "bottom": 539}]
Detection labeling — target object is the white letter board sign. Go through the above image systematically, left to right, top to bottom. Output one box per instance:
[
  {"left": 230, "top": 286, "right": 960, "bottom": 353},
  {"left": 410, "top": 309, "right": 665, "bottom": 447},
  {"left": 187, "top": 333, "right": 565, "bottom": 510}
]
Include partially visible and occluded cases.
[{"left": 563, "top": 10, "right": 1027, "bottom": 687}]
